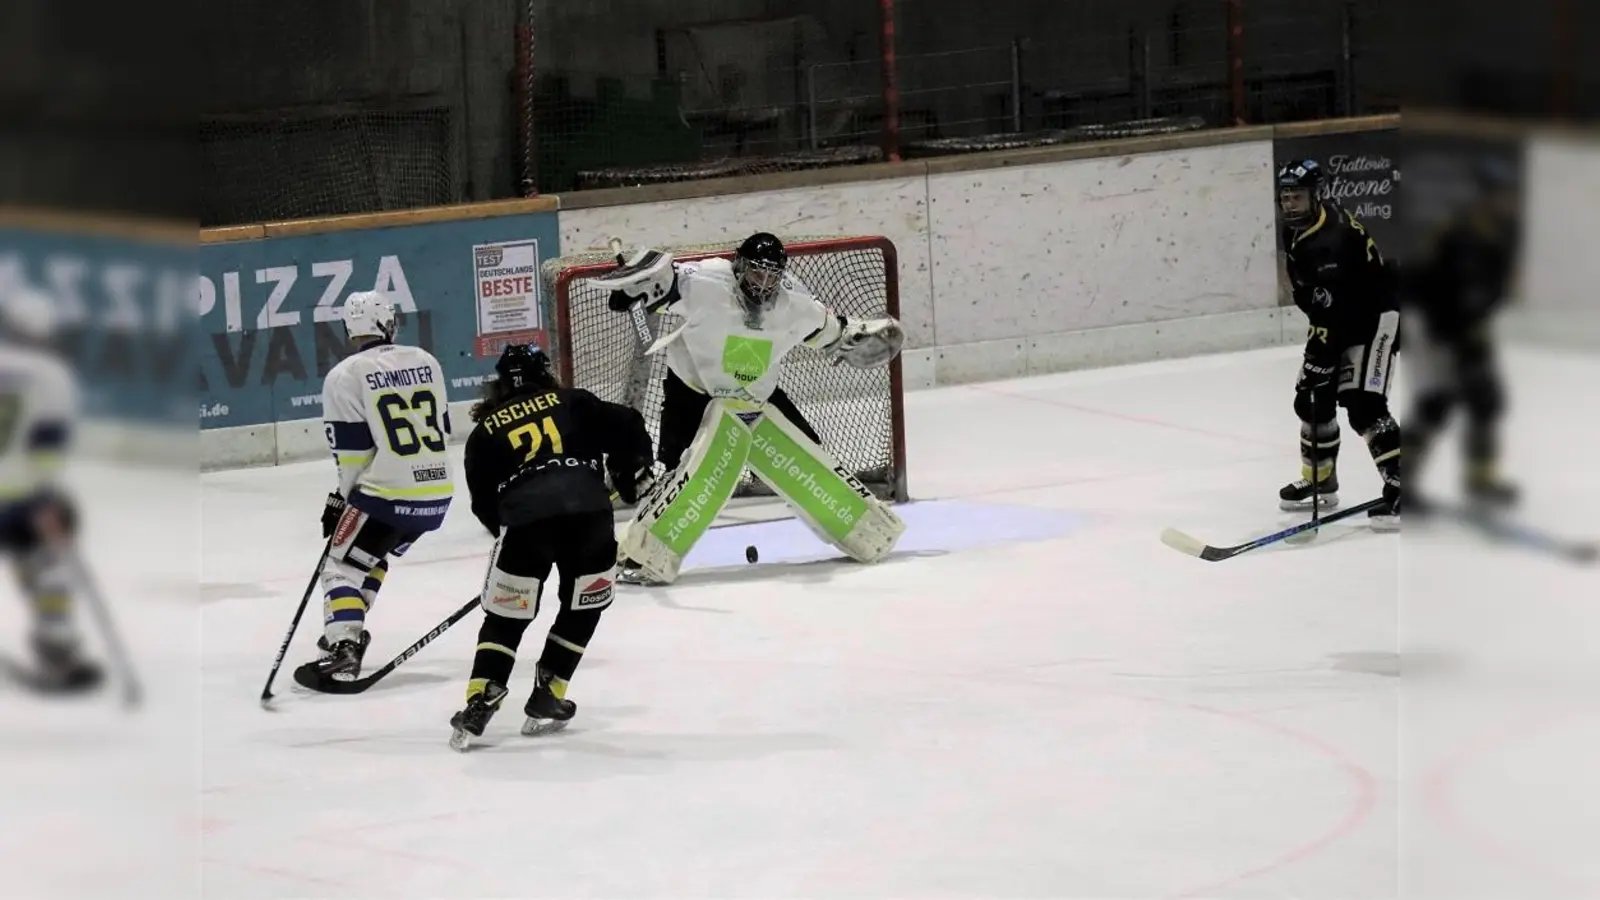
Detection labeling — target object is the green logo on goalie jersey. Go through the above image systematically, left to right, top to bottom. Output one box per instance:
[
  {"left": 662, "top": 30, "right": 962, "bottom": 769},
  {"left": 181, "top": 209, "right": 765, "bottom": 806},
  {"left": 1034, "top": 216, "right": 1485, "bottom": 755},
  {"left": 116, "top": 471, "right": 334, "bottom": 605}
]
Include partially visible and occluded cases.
[{"left": 721, "top": 336, "right": 774, "bottom": 385}]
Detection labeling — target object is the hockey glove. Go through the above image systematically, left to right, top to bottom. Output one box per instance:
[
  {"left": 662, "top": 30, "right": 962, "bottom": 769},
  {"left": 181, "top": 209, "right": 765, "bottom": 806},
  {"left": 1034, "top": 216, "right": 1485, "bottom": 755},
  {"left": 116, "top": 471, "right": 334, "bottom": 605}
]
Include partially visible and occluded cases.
[
  {"left": 593, "top": 248, "right": 676, "bottom": 308},
  {"left": 829, "top": 318, "right": 905, "bottom": 369},
  {"left": 1297, "top": 358, "right": 1338, "bottom": 392},
  {"left": 611, "top": 462, "right": 658, "bottom": 506},
  {"left": 321, "top": 491, "right": 347, "bottom": 538}
]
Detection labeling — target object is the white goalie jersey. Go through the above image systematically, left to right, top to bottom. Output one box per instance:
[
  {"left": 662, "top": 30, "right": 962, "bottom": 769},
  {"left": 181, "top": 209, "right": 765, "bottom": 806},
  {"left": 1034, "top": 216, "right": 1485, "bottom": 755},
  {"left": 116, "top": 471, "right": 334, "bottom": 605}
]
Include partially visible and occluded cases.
[
  {"left": 656, "top": 259, "right": 842, "bottom": 404},
  {"left": 322, "top": 343, "right": 455, "bottom": 531}
]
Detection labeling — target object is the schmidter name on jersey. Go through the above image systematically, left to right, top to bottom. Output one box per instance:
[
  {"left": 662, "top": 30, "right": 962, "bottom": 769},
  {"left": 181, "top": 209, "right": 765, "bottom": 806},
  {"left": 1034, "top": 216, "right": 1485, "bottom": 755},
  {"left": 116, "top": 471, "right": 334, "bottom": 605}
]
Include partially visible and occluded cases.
[
  {"left": 659, "top": 258, "right": 844, "bottom": 403},
  {"left": 322, "top": 341, "right": 455, "bottom": 530}
]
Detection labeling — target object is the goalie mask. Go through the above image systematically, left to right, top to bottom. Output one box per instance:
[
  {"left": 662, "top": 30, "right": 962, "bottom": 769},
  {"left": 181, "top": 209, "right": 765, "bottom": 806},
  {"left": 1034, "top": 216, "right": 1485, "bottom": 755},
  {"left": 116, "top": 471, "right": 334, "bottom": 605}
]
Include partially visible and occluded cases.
[
  {"left": 733, "top": 232, "right": 788, "bottom": 318},
  {"left": 342, "top": 291, "right": 398, "bottom": 343}
]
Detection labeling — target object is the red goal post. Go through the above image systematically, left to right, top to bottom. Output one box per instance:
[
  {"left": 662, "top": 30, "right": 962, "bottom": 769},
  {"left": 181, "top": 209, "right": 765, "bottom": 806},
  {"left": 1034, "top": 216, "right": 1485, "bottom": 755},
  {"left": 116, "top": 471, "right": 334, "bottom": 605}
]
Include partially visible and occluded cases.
[{"left": 544, "top": 235, "right": 908, "bottom": 503}]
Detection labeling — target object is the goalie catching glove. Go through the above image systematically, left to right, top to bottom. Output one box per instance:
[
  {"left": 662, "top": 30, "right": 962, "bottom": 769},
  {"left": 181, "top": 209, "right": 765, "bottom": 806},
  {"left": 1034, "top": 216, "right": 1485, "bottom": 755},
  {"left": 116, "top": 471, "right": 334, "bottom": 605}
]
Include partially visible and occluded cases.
[
  {"left": 599, "top": 248, "right": 677, "bottom": 311},
  {"left": 825, "top": 318, "right": 904, "bottom": 369}
]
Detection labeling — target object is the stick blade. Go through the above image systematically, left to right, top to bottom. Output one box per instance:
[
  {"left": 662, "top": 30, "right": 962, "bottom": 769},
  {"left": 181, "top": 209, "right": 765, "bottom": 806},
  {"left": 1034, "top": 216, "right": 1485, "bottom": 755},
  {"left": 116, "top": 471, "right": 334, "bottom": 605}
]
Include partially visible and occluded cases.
[
  {"left": 1159, "top": 527, "right": 1211, "bottom": 559},
  {"left": 291, "top": 663, "right": 368, "bottom": 695}
]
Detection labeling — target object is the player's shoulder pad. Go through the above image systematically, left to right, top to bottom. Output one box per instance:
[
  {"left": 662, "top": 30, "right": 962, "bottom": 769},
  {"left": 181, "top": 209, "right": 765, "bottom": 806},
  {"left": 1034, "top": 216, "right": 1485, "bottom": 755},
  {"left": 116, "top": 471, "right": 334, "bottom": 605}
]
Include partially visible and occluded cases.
[{"left": 691, "top": 257, "right": 735, "bottom": 279}]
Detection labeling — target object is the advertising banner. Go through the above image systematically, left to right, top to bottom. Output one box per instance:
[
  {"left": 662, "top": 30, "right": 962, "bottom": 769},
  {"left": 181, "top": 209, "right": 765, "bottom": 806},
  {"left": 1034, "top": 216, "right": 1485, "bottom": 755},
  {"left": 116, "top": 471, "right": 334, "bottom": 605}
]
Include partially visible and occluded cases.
[
  {"left": 1273, "top": 126, "right": 1400, "bottom": 309},
  {"left": 1273, "top": 127, "right": 1401, "bottom": 256},
  {"left": 198, "top": 212, "right": 560, "bottom": 430},
  {"left": 0, "top": 225, "right": 195, "bottom": 427}
]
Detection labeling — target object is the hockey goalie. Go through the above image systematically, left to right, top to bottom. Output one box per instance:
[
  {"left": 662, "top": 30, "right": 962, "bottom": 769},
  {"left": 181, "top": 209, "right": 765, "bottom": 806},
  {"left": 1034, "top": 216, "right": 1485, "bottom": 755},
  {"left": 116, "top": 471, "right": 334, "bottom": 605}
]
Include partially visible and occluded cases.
[{"left": 595, "top": 232, "right": 907, "bottom": 585}]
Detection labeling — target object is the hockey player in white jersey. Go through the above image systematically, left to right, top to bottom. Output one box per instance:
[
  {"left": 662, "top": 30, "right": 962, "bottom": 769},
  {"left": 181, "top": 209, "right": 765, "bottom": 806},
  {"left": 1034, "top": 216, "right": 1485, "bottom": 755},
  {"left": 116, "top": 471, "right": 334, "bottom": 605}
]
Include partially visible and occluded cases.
[
  {"left": 598, "top": 232, "right": 907, "bottom": 585},
  {"left": 0, "top": 286, "right": 100, "bottom": 692},
  {"left": 295, "top": 291, "right": 454, "bottom": 686}
]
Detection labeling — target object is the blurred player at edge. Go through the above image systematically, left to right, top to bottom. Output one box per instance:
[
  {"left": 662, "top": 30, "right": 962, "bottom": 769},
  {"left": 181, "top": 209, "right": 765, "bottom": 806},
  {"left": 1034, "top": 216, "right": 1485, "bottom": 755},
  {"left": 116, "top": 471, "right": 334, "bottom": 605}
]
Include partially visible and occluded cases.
[
  {"left": 1402, "top": 155, "right": 1523, "bottom": 509},
  {"left": 1276, "top": 159, "right": 1402, "bottom": 528},
  {"left": 602, "top": 232, "right": 905, "bottom": 584},
  {"left": 0, "top": 286, "right": 101, "bottom": 691},
  {"left": 300, "top": 292, "right": 454, "bottom": 684},
  {"left": 449, "top": 343, "right": 652, "bottom": 750}
]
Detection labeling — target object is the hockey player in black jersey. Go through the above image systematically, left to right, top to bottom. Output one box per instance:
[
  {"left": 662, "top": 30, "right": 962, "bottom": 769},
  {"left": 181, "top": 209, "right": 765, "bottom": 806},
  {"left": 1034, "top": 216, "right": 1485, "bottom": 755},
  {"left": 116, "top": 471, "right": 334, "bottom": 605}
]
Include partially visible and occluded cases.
[
  {"left": 1402, "top": 156, "right": 1522, "bottom": 507},
  {"left": 1276, "top": 159, "right": 1402, "bottom": 528},
  {"left": 448, "top": 343, "right": 654, "bottom": 751}
]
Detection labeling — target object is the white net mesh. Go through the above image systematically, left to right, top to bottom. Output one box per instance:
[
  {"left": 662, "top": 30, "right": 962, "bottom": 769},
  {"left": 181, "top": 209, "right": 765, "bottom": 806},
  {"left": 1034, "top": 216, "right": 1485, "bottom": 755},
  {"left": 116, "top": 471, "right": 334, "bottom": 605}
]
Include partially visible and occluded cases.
[{"left": 544, "top": 235, "right": 907, "bottom": 501}]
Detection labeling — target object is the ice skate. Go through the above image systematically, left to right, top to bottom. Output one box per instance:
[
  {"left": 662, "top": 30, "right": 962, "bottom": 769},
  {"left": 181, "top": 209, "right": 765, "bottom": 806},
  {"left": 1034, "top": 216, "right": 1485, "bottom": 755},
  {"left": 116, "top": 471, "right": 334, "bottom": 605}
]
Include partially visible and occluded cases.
[
  {"left": 1279, "top": 473, "right": 1339, "bottom": 512},
  {"left": 1368, "top": 485, "right": 1401, "bottom": 532},
  {"left": 307, "top": 631, "right": 371, "bottom": 683},
  {"left": 19, "top": 635, "right": 103, "bottom": 694},
  {"left": 521, "top": 667, "right": 576, "bottom": 736},
  {"left": 449, "top": 681, "right": 509, "bottom": 752}
]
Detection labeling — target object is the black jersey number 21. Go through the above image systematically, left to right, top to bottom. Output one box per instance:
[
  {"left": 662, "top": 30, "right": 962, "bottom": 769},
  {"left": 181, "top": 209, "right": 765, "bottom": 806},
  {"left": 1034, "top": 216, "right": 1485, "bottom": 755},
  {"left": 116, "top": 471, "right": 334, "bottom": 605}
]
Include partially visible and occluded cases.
[{"left": 509, "top": 417, "right": 564, "bottom": 462}]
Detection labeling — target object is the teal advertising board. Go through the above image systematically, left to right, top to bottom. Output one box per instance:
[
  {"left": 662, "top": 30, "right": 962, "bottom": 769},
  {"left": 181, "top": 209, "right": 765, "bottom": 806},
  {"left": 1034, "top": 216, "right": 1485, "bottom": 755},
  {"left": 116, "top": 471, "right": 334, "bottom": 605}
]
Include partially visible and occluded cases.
[
  {"left": 198, "top": 212, "right": 560, "bottom": 430},
  {"left": 0, "top": 226, "right": 195, "bottom": 427}
]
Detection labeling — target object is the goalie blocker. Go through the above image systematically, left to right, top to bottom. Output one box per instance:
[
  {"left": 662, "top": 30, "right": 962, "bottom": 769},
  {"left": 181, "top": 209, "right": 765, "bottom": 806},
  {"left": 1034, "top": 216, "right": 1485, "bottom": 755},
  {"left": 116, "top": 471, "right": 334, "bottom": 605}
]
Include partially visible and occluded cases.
[{"left": 619, "top": 400, "right": 906, "bottom": 583}]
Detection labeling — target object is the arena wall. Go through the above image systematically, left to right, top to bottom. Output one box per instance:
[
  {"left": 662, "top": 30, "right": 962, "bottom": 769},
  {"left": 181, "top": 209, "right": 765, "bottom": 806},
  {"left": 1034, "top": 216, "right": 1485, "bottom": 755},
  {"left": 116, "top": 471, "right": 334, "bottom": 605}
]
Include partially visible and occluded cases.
[{"left": 193, "top": 117, "right": 1401, "bottom": 470}]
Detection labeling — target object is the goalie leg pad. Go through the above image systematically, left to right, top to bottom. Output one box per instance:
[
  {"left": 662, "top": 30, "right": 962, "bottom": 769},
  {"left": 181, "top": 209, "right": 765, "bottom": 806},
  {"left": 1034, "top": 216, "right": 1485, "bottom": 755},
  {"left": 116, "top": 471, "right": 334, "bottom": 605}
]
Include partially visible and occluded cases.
[
  {"left": 618, "top": 400, "right": 754, "bottom": 583},
  {"left": 746, "top": 409, "right": 905, "bottom": 563}
]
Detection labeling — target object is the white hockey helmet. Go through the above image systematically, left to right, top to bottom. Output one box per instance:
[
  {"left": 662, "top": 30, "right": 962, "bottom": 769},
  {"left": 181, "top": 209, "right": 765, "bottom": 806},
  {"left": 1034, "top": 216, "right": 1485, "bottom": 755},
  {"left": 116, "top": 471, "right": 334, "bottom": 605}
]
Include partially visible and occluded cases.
[
  {"left": 0, "top": 284, "right": 59, "bottom": 343},
  {"left": 342, "top": 291, "right": 397, "bottom": 342}
]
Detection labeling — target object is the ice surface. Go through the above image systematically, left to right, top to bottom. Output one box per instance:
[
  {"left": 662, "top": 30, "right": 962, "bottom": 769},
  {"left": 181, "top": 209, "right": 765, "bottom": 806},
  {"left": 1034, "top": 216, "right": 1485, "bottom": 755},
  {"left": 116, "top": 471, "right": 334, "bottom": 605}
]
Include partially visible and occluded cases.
[{"left": 99, "top": 346, "right": 1600, "bottom": 897}]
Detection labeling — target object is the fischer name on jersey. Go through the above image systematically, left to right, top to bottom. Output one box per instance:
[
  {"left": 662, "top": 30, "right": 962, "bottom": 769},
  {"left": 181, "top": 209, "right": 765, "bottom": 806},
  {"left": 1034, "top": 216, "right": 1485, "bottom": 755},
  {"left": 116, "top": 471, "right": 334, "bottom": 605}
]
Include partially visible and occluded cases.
[
  {"left": 661, "top": 258, "right": 842, "bottom": 404},
  {"left": 322, "top": 342, "right": 455, "bottom": 530}
]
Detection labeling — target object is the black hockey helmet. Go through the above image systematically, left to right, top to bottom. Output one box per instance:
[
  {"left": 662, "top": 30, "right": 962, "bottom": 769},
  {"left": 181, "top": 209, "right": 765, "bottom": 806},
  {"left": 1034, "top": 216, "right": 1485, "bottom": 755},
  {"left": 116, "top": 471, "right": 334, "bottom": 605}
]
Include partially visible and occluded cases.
[
  {"left": 1276, "top": 159, "right": 1324, "bottom": 227},
  {"left": 733, "top": 232, "right": 788, "bottom": 312},
  {"left": 495, "top": 342, "right": 557, "bottom": 393}
]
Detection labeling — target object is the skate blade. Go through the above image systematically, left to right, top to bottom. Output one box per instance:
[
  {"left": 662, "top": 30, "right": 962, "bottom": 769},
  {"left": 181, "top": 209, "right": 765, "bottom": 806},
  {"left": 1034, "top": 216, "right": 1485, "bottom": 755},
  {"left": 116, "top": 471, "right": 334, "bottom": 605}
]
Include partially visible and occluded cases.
[
  {"left": 1279, "top": 495, "right": 1340, "bottom": 513},
  {"left": 1368, "top": 515, "right": 1401, "bottom": 532},
  {"left": 520, "top": 717, "right": 570, "bottom": 737},
  {"left": 449, "top": 728, "right": 476, "bottom": 753}
]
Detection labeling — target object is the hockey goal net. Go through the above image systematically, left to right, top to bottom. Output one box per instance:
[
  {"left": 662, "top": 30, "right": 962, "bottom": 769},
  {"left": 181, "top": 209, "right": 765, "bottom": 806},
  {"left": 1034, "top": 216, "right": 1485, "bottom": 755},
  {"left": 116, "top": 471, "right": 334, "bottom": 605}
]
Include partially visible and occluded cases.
[{"left": 544, "top": 235, "right": 907, "bottom": 502}]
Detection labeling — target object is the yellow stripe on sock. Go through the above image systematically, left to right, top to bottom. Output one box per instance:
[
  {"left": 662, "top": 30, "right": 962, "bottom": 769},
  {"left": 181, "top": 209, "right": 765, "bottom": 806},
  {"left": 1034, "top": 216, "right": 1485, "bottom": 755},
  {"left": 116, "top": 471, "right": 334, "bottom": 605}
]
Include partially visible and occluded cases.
[
  {"left": 1372, "top": 448, "right": 1401, "bottom": 465},
  {"left": 1302, "top": 463, "right": 1335, "bottom": 482},
  {"left": 33, "top": 593, "right": 70, "bottom": 615},
  {"left": 328, "top": 596, "right": 368, "bottom": 614},
  {"left": 548, "top": 633, "right": 586, "bottom": 655},
  {"left": 476, "top": 642, "right": 517, "bottom": 658},
  {"left": 548, "top": 675, "right": 569, "bottom": 700},
  {"left": 467, "top": 677, "right": 489, "bottom": 702}
]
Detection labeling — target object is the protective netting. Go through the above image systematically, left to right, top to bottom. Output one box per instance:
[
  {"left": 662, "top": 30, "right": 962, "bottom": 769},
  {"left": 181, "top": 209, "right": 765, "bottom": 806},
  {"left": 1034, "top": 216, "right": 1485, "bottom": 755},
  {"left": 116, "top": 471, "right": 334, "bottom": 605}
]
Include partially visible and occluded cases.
[
  {"left": 199, "top": 110, "right": 455, "bottom": 226},
  {"left": 902, "top": 116, "right": 1207, "bottom": 159},
  {"left": 574, "top": 146, "right": 882, "bottom": 191},
  {"left": 544, "top": 235, "right": 906, "bottom": 502}
]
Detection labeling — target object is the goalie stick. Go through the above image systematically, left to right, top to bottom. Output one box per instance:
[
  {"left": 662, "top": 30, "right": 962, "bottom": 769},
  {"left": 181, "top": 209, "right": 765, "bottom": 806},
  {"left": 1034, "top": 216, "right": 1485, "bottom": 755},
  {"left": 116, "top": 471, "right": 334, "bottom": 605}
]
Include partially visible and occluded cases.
[
  {"left": 1161, "top": 496, "right": 1388, "bottom": 562},
  {"left": 1424, "top": 502, "right": 1597, "bottom": 564},
  {"left": 291, "top": 595, "right": 479, "bottom": 696}
]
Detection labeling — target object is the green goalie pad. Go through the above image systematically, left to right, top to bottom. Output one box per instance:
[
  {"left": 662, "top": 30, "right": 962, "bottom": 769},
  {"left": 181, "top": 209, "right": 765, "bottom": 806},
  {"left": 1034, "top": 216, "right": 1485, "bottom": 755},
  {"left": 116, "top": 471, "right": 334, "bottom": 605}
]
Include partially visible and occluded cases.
[
  {"left": 618, "top": 400, "right": 752, "bottom": 583},
  {"left": 745, "top": 410, "right": 905, "bottom": 563}
]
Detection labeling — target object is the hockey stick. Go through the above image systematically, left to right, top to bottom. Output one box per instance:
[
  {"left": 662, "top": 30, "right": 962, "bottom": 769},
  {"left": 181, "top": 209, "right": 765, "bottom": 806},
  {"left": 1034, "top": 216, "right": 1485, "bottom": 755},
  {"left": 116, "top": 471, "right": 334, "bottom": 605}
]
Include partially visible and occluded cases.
[
  {"left": 1161, "top": 496, "right": 1388, "bottom": 562},
  {"left": 1425, "top": 503, "right": 1598, "bottom": 564},
  {"left": 259, "top": 538, "right": 331, "bottom": 707},
  {"left": 71, "top": 551, "right": 141, "bottom": 708},
  {"left": 291, "top": 595, "right": 479, "bottom": 695}
]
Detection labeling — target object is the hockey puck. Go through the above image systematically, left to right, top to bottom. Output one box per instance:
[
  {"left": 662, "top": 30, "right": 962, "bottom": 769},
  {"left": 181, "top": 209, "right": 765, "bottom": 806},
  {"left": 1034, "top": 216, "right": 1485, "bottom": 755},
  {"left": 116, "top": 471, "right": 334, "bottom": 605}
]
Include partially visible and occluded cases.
[{"left": 745, "top": 545, "right": 759, "bottom": 564}]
